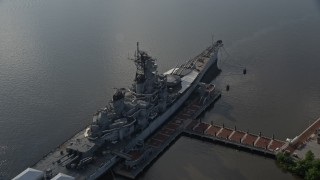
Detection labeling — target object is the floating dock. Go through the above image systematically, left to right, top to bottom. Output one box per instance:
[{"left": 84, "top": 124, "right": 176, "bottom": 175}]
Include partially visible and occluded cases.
[{"left": 184, "top": 121, "right": 287, "bottom": 157}]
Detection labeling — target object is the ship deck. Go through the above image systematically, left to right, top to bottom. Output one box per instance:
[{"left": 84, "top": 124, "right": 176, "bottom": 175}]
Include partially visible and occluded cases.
[{"left": 32, "top": 128, "right": 121, "bottom": 179}]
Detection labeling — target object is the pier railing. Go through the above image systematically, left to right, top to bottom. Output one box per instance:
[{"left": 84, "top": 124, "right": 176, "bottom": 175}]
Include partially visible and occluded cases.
[{"left": 183, "top": 129, "right": 275, "bottom": 157}]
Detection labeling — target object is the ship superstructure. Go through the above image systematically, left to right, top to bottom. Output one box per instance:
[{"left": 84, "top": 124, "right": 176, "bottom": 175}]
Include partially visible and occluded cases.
[
  {"left": 14, "top": 40, "right": 223, "bottom": 180},
  {"left": 87, "top": 43, "right": 169, "bottom": 143}
]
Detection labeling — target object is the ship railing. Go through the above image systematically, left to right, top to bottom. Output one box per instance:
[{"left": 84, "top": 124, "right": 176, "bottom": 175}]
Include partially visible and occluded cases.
[
  {"left": 128, "top": 88, "right": 159, "bottom": 97},
  {"left": 101, "top": 118, "right": 136, "bottom": 135}
]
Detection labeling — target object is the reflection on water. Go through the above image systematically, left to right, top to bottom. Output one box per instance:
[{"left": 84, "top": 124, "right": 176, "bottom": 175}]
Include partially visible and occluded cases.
[
  {"left": 0, "top": 0, "right": 320, "bottom": 179},
  {"left": 139, "top": 137, "right": 295, "bottom": 180}
]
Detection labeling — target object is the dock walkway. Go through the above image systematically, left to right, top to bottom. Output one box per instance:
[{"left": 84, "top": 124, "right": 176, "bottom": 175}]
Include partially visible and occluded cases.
[
  {"left": 284, "top": 118, "right": 320, "bottom": 152},
  {"left": 183, "top": 121, "right": 287, "bottom": 157}
]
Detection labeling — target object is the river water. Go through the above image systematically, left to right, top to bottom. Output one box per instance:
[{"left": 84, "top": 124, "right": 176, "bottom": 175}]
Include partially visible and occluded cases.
[{"left": 1, "top": 0, "right": 320, "bottom": 179}]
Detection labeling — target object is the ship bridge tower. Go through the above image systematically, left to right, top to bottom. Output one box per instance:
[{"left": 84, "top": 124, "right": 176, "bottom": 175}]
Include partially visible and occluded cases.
[
  {"left": 133, "top": 42, "right": 158, "bottom": 94},
  {"left": 134, "top": 42, "right": 146, "bottom": 94}
]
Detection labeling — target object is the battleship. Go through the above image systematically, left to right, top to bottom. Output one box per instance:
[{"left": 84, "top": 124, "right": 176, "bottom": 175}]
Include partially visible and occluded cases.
[{"left": 14, "top": 40, "right": 223, "bottom": 180}]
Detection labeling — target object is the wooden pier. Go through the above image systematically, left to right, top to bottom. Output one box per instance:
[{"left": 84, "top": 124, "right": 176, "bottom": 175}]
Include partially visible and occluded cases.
[{"left": 184, "top": 121, "right": 287, "bottom": 157}]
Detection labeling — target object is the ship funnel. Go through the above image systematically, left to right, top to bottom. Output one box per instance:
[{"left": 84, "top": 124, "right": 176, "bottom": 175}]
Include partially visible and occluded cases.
[{"left": 113, "top": 89, "right": 125, "bottom": 115}]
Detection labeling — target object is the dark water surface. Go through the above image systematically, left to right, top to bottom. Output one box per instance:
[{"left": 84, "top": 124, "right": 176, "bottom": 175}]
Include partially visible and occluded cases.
[{"left": 1, "top": 0, "right": 320, "bottom": 179}]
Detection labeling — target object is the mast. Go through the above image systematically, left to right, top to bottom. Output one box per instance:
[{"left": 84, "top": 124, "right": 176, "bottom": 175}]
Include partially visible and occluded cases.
[
  {"left": 134, "top": 42, "right": 146, "bottom": 83},
  {"left": 137, "top": 42, "right": 139, "bottom": 54}
]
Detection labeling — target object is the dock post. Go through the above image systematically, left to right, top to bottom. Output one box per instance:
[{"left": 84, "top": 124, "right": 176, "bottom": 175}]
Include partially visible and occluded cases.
[
  {"left": 211, "top": 121, "right": 213, "bottom": 125},
  {"left": 222, "top": 123, "right": 224, "bottom": 128},
  {"left": 234, "top": 126, "right": 237, "bottom": 131},
  {"left": 259, "top": 132, "right": 261, "bottom": 137},
  {"left": 272, "top": 134, "right": 274, "bottom": 140}
]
